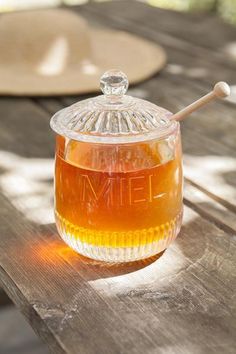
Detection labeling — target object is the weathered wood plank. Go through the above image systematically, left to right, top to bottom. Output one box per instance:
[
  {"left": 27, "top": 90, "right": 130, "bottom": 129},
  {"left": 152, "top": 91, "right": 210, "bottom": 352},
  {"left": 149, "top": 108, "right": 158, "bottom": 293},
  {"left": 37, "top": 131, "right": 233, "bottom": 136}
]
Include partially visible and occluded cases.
[
  {"left": 0, "top": 2, "right": 236, "bottom": 353},
  {"left": 0, "top": 93, "right": 235, "bottom": 353},
  {"left": 0, "top": 98, "right": 54, "bottom": 158},
  {"left": 33, "top": 98, "right": 66, "bottom": 116},
  {"left": 184, "top": 181, "right": 236, "bottom": 234},
  {"left": 0, "top": 187, "right": 236, "bottom": 354},
  {"left": 0, "top": 197, "right": 132, "bottom": 354}
]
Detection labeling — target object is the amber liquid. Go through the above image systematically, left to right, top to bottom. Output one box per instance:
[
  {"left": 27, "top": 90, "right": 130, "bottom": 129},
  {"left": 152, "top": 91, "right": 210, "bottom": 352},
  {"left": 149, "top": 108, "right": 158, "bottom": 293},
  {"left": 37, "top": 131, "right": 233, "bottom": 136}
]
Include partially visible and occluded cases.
[{"left": 55, "top": 132, "right": 183, "bottom": 261}]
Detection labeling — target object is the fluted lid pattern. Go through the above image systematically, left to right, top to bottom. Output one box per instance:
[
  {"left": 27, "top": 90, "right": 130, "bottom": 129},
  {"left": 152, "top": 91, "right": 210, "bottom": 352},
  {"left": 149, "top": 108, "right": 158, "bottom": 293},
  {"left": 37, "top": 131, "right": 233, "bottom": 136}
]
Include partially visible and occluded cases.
[{"left": 50, "top": 70, "right": 176, "bottom": 143}]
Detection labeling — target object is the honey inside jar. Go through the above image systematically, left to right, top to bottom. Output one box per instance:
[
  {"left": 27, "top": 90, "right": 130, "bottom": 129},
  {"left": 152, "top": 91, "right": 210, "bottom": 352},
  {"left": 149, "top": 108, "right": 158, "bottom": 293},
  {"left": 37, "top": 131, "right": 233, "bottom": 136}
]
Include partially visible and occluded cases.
[
  {"left": 51, "top": 69, "right": 184, "bottom": 262},
  {"left": 55, "top": 130, "right": 183, "bottom": 261}
]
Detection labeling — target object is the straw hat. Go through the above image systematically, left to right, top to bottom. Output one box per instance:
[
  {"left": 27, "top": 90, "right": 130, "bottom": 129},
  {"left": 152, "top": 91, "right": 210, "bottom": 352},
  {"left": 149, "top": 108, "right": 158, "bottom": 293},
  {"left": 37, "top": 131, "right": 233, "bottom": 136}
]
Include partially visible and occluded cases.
[{"left": 0, "top": 8, "right": 166, "bottom": 96}]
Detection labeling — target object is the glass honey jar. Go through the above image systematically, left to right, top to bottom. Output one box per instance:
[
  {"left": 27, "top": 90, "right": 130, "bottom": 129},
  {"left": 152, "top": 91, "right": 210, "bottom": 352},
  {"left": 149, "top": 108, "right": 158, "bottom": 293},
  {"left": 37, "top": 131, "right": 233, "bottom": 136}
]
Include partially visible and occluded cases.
[{"left": 50, "top": 70, "right": 183, "bottom": 262}]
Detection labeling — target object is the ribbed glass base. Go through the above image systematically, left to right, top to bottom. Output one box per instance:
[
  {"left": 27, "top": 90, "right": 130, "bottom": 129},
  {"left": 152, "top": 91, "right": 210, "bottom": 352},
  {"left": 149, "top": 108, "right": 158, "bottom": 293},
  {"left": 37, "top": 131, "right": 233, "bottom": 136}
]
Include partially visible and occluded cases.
[{"left": 56, "top": 211, "right": 182, "bottom": 262}]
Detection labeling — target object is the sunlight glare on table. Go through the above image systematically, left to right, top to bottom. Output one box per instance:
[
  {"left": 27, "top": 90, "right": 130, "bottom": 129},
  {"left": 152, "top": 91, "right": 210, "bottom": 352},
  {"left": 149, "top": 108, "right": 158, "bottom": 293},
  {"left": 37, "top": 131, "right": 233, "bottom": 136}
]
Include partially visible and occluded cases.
[{"left": 0, "top": 150, "right": 54, "bottom": 224}]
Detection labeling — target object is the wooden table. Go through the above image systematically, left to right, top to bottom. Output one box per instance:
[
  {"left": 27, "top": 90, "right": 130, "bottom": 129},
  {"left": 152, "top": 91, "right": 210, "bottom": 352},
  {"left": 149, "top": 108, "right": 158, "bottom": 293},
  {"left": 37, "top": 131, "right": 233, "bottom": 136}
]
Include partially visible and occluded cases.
[{"left": 0, "top": 2, "right": 236, "bottom": 353}]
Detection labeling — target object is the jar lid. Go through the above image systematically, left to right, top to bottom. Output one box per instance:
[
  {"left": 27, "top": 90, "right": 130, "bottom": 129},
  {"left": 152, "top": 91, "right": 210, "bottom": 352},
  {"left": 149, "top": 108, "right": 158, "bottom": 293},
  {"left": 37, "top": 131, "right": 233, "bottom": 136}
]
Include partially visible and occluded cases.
[{"left": 50, "top": 69, "right": 177, "bottom": 143}]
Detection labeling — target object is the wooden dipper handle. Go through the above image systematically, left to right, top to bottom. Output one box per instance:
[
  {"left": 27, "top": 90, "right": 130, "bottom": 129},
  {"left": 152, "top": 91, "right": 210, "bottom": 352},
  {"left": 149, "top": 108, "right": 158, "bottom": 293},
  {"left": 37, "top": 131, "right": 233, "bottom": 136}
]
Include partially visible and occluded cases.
[{"left": 170, "top": 82, "right": 231, "bottom": 122}]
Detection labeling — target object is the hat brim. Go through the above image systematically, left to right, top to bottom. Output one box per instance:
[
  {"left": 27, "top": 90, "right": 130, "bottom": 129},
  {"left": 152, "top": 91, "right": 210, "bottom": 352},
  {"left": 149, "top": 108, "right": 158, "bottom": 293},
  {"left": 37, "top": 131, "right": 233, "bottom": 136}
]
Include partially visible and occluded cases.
[{"left": 0, "top": 29, "right": 166, "bottom": 96}]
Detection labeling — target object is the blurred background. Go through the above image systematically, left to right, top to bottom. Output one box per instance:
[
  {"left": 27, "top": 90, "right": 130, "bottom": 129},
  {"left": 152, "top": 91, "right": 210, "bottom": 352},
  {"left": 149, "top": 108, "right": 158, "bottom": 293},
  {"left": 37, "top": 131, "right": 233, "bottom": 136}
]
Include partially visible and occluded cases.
[
  {"left": 0, "top": 0, "right": 235, "bottom": 353},
  {"left": 0, "top": 0, "right": 236, "bottom": 25}
]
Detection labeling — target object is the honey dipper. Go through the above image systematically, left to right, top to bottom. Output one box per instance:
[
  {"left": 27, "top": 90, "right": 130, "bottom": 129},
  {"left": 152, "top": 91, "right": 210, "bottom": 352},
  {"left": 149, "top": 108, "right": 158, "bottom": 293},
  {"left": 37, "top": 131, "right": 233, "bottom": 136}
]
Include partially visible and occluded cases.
[{"left": 170, "top": 82, "right": 231, "bottom": 121}]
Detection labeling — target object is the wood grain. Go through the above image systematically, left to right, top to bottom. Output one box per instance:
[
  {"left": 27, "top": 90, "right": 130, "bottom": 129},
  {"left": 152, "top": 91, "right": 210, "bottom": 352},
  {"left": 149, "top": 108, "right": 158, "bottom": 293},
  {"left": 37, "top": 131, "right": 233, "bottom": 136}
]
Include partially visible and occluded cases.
[
  {"left": 0, "top": 2, "right": 236, "bottom": 354},
  {"left": 1, "top": 189, "right": 236, "bottom": 353}
]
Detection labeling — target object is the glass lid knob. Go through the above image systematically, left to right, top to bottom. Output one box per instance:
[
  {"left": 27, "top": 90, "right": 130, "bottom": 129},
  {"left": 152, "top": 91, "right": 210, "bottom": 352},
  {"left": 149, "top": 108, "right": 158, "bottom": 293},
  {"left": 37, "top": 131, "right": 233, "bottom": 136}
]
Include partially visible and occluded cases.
[{"left": 100, "top": 69, "right": 129, "bottom": 98}]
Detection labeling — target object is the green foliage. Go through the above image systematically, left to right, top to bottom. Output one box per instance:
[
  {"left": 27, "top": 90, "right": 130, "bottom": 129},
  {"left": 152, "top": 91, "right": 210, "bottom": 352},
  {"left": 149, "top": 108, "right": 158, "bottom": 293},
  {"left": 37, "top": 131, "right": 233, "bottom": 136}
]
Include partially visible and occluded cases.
[
  {"left": 147, "top": 0, "right": 236, "bottom": 25},
  {"left": 147, "top": 0, "right": 215, "bottom": 12},
  {"left": 218, "top": 0, "right": 236, "bottom": 24}
]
